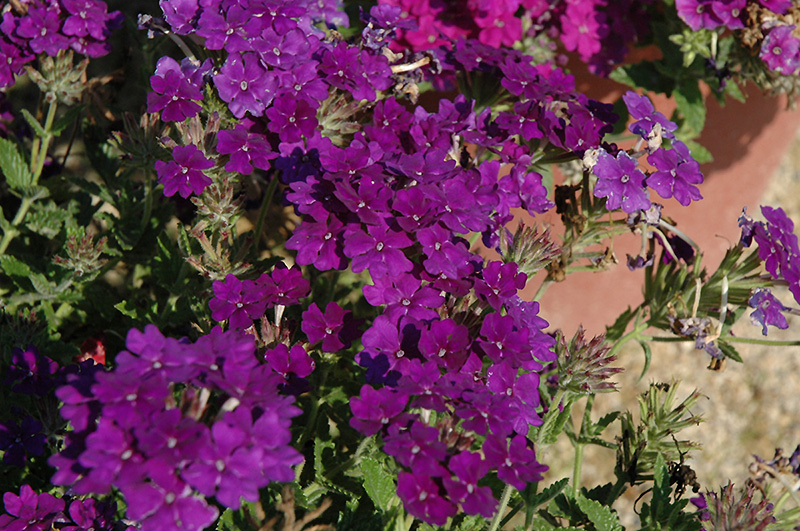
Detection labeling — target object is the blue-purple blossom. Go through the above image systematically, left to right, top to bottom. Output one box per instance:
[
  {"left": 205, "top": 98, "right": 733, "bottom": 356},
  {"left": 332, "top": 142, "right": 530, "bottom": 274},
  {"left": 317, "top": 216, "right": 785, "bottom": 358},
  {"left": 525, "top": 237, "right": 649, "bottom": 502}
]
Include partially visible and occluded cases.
[
  {"left": 622, "top": 91, "right": 677, "bottom": 140},
  {"left": 646, "top": 141, "right": 704, "bottom": 206},
  {"left": 593, "top": 150, "right": 650, "bottom": 213},
  {"left": 749, "top": 288, "right": 789, "bottom": 336},
  {"left": 0, "top": 415, "right": 46, "bottom": 467}
]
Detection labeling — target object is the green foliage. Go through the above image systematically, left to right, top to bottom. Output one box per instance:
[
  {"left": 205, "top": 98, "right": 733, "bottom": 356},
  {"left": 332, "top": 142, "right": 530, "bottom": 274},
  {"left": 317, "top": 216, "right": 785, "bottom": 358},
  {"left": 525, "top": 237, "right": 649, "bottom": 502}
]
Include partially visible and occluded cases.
[{"left": 0, "top": 137, "right": 32, "bottom": 192}]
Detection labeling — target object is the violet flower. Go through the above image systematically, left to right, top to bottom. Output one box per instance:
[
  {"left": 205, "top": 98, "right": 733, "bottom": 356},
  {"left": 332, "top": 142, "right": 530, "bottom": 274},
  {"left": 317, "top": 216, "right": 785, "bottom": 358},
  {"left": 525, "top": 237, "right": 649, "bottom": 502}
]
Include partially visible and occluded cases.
[
  {"left": 155, "top": 144, "right": 214, "bottom": 198},
  {"left": 593, "top": 149, "right": 650, "bottom": 213},
  {"left": 749, "top": 288, "right": 789, "bottom": 336}
]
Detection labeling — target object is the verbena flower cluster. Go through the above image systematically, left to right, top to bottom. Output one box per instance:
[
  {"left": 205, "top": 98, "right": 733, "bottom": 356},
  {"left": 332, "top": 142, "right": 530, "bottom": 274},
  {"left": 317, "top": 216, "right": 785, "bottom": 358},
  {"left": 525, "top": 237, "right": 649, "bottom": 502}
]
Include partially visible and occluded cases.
[
  {"left": 0, "top": 0, "right": 122, "bottom": 88},
  {"left": 4, "top": 0, "right": 800, "bottom": 529},
  {"left": 50, "top": 325, "right": 303, "bottom": 531}
]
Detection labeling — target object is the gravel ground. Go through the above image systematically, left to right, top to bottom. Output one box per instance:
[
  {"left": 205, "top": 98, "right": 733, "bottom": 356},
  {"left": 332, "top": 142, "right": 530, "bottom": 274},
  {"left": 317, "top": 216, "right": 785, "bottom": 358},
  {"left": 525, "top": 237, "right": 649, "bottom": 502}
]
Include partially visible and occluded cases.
[{"left": 537, "top": 125, "right": 800, "bottom": 527}]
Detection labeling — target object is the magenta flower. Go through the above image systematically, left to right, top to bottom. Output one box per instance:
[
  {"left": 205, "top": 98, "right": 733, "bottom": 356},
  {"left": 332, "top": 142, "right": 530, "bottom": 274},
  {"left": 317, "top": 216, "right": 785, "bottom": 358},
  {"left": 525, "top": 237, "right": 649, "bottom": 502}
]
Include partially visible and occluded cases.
[
  {"left": 760, "top": 25, "right": 800, "bottom": 75},
  {"left": 214, "top": 53, "right": 278, "bottom": 119},
  {"left": 147, "top": 56, "right": 205, "bottom": 122},
  {"left": 265, "top": 95, "right": 318, "bottom": 143},
  {"left": 216, "top": 125, "right": 275, "bottom": 174},
  {"left": 155, "top": 144, "right": 214, "bottom": 198},
  {"left": 209, "top": 274, "right": 267, "bottom": 329},
  {"left": 301, "top": 302, "right": 358, "bottom": 352},
  {"left": 349, "top": 385, "right": 408, "bottom": 435},
  {"left": 396, "top": 472, "right": 457, "bottom": 526},
  {"left": 0, "top": 485, "right": 66, "bottom": 531}
]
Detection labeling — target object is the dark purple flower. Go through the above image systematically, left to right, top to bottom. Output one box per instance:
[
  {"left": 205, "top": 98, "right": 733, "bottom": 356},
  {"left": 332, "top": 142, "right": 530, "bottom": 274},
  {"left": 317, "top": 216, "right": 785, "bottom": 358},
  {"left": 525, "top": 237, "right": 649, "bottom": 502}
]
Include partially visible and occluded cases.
[
  {"left": 61, "top": 0, "right": 114, "bottom": 40},
  {"left": 159, "top": 0, "right": 199, "bottom": 35},
  {"left": 16, "top": 5, "right": 72, "bottom": 56},
  {"left": 255, "top": 27, "right": 318, "bottom": 69},
  {"left": 0, "top": 37, "right": 34, "bottom": 89},
  {"left": 214, "top": 53, "right": 278, "bottom": 119},
  {"left": 147, "top": 56, "right": 205, "bottom": 122},
  {"left": 279, "top": 61, "right": 329, "bottom": 102},
  {"left": 265, "top": 95, "right": 317, "bottom": 143},
  {"left": 216, "top": 125, "right": 275, "bottom": 174},
  {"left": 646, "top": 141, "right": 704, "bottom": 206},
  {"left": 155, "top": 144, "right": 214, "bottom": 198},
  {"left": 593, "top": 149, "right": 650, "bottom": 213},
  {"left": 285, "top": 212, "right": 348, "bottom": 271},
  {"left": 343, "top": 222, "right": 414, "bottom": 277},
  {"left": 417, "top": 223, "right": 473, "bottom": 279},
  {"left": 475, "top": 261, "right": 527, "bottom": 311},
  {"left": 258, "top": 264, "right": 310, "bottom": 308},
  {"left": 363, "top": 273, "right": 444, "bottom": 322},
  {"left": 208, "top": 275, "right": 267, "bottom": 328},
  {"left": 749, "top": 288, "right": 789, "bottom": 336},
  {"left": 301, "top": 302, "right": 359, "bottom": 352},
  {"left": 419, "top": 318, "right": 470, "bottom": 370},
  {"left": 265, "top": 343, "right": 315, "bottom": 379},
  {"left": 5, "top": 346, "right": 59, "bottom": 396},
  {"left": 349, "top": 384, "right": 409, "bottom": 435},
  {"left": 0, "top": 415, "right": 46, "bottom": 467},
  {"left": 384, "top": 421, "right": 447, "bottom": 474},
  {"left": 483, "top": 434, "right": 547, "bottom": 490},
  {"left": 443, "top": 451, "right": 496, "bottom": 517},
  {"left": 121, "top": 463, "right": 218, "bottom": 531},
  {"left": 397, "top": 472, "right": 457, "bottom": 526},
  {"left": 0, "top": 485, "right": 65, "bottom": 531},
  {"left": 62, "top": 498, "right": 119, "bottom": 531}
]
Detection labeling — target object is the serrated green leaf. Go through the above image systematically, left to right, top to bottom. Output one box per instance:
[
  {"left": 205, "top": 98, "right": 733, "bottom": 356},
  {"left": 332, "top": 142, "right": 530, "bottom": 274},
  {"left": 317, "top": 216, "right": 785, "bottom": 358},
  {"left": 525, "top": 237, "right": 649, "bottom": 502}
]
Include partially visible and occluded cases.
[
  {"left": 723, "top": 79, "right": 746, "bottom": 103},
  {"left": 20, "top": 109, "right": 47, "bottom": 138},
  {"left": 0, "top": 137, "right": 32, "bottom": 190},
  {"left": 25, "top": 201, "right": 72, "bottom": 238},
  {"left": 0, "top": 255, "right": 32, "bottom": 277},
  {"left": 29, "top": 273, "right": 54, "bottom": 295},
  {"left": 717, "top": 340, "right": 743, "bottom": 363},
  {"left": 360, "top": 457, "right": 396, "bottom": 511},
  {"left": 528, "top": 478, "right": 569, "bottom": 511},
  {"left": 575, "top": 492, "right": 622, "bottom": 531},
  {"left": 216, "top": 508, "right": 235, "bottom": 531},
  {"left": 531, "top": 517, "right": 582, "bottom": 531}
]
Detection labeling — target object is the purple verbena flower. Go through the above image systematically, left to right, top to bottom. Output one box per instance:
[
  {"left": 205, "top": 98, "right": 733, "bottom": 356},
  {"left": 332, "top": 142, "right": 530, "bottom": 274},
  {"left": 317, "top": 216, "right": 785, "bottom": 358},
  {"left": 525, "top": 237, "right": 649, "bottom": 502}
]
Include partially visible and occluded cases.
[
  {"left": 760, "top": 25, "right": 800, "bottom": 75},
  {"left": 214, "top": 53, "right": 278, "bottom": 119},
  {"left": 147, "top": 56, "right": 206, "bottom": 122},
  {"left": 622, "top": 91, "right": 677, "bottom": 140},
  {"left": 646, "top": 141, "right": 704, "bottom": 206},
  {"left": 156, "top": 144, "right": 214, "bottom": 198},
  {"left": 593, "top": 149, "right": 650, "bottom": 213},
  {"left": 209, "top": 274, "right": 267, "bottom": 328},
  {"left": 749, "top": 288, "right": 789, "bottom": 336},
  {"left": 301, "top": 302, "right": 358, "bottom": 352},
  {"left": 4, "top": 346, "right": 59, "bottom": 396},
  {"left": 349, "top": 384, "right": 409, "bottom": 435},
  {"left": 0, "top": 415, "right": 46, "bottom": 467},
  {"left": 443, "top": 451, "right": 496, "bottom": 518},
  {"left": 396, "top": 472, "right": 457, "bottom": 526},
  {"left": 0, "top": 485, "right": 66, "bottom": 531}
]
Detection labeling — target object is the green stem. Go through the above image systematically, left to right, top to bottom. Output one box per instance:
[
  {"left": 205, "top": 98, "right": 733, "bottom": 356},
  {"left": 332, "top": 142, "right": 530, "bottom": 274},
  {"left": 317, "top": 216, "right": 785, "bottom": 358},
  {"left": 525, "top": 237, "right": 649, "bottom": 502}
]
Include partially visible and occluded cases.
[
  {"left": 533, "top": 278, "right": 552, "bottom": 302},
  {"left": 606, "top": 318, "right": 648, "bottom": 359},
  {"left": 643, "top": 335, "right": 800, "bottom": 347},
  {"left": 488, "top": 484, "right": 513, "bottom": 531}
]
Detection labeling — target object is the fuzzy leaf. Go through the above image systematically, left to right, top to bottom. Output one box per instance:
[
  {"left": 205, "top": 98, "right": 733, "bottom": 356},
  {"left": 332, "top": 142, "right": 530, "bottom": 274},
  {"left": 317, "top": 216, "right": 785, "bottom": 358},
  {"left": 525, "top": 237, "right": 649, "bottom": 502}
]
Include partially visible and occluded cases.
[
  {"left": 20, "top": 109, "right": 47, "bottom": 138},
  {"left": 0, "top": 137, "right": 32, "bottom": 191},
  {"left": 0, "top": 255, "right": 32, "bottom": 277},
  {"left": 360, "top": 457, "right": 396, "bottom": 511},
  {"left": 528, "top": 477, "right": 569, "bottom": 511},
  {"left": 575, "top": 492, "right": 622, "bottom": 531}
]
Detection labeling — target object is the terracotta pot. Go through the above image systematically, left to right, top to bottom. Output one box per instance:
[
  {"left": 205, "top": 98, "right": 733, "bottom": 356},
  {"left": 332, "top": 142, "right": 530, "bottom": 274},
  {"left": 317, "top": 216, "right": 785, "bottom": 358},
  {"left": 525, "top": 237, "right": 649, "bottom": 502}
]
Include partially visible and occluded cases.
[{"left": 518, "top": 67, "right": 800, "bottom": 335}]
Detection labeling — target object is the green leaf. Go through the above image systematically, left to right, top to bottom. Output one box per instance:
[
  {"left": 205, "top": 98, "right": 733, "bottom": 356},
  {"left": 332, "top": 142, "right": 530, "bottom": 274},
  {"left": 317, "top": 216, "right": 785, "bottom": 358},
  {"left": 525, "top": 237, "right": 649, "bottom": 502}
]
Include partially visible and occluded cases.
[
  {"left": 608, "top": 62, "right": 676, "bottom": 95},
  {"left": 673, "top": 80, "right": 706, "bottom": 137},
  {"left": 52, "top": 104, "right": 85, "bottom": 136},
  {"left": 20, "top": 109, "right": 47, "bottom": 138},
  {"left": 0, "top": 137, "right": 32, "bottom": 191},
  {"left": 681, "top": 139, "right": 713, "bottom": 164},
  {"left": 25, "top": 201, "right": 72, "bottom": 238},
  {"left": 0, "top": 255, "right": 32, "bottom": 277},
  {"left": 29, "top": 273, "right": 54, "bottom": 295},
  {"left": 638, "top": 339, "right": 653, "bottom": 382},
  {"left": 717, "top": 340, "right": 743, "bottom": 363},
  {"left": 537, "top": 396, "right": 574, "bottom": 445},
  {"left": 359, "top": 457, "right": 396, "bottom": 511},
  {"left": 528, "top": 478, "right": 569, "bottom": 511},
  {"left": 575, "top": 492, "right": 623, "bottom": 531}
]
